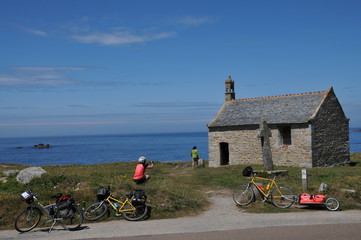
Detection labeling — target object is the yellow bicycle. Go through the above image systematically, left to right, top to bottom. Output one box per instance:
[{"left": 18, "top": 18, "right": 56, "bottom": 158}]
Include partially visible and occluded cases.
[
  {"left": 233, "top": 166, "right": 295, "bottom": 208},
  {"left": 83, "top": 186, "right": 149, "bottom": 221}
]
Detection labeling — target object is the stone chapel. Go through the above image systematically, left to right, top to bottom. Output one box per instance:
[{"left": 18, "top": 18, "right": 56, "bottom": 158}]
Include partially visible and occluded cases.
[{"left": 207, "top": 76, "right": 350, "bottom": 168}]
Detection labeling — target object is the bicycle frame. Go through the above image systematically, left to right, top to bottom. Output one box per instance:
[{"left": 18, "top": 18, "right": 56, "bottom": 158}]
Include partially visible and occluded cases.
[
  {"left": 250, "top": 172, "right": 292, "bottom": 202},
  {"left": 251, "top": 175, "right": 278, "bottom": 198},
  {"left": 105, "top": 195, "right": 136, "bottom": 213},
  {"left": 30, "top": 197, "right": 54, "bottom": 217}
]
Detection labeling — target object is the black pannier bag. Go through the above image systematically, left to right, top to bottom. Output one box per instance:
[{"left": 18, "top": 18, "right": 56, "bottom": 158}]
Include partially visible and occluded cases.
[
  {"left": 242, "top": 166, "right": 253, "bottom": 177},
  {"left": 97, "top": 187, "right": 110, "bottom": 201},
  {"left": 131, "top": 190, "right": 147, "bottom": 206},
  {"left": 56, "top": 195, "right": 75, "bottom": 219}
]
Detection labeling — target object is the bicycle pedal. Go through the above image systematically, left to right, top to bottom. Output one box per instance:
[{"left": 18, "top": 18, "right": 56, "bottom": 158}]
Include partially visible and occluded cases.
[{"left": 115, "top": 212, "right": 122, "bottom": 217}]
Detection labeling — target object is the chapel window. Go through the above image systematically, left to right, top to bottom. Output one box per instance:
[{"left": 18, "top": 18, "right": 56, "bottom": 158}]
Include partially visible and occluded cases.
[{"left": 279, "top": 126, "right": 292, "bottom": 145}]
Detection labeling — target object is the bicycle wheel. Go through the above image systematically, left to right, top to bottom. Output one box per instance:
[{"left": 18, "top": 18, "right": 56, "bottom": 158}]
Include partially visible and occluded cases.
[
  {"left": 232, "top": 184, "right": 254, "bottom": 206},
  {"left": 271, "top": 186, "right": 294, "bottom": 208},
  {"left": 325, "top": 197, "right": 340, "bottom": 211},
  {"left": 83, "top": 202, "right": 108, "bottom": 221},
  {"left": 123, "top": 204, "right": 149, "bottom": 221},
  {"left": 14, "top": 207, "right": 42, "bottom": 233},
  {"left": 58, "top": 207, "right": 83, "bottom": 230}
]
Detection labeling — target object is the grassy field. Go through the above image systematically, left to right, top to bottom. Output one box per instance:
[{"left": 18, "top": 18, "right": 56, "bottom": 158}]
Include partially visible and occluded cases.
[{"left": 1, "top": 152, "right": 361, "bottom": 230}]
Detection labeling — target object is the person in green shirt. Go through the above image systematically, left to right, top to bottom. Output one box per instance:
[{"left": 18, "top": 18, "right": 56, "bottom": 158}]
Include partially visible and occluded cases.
[{"left": 191, "top": 146, "right": 199, "bottom": 168}]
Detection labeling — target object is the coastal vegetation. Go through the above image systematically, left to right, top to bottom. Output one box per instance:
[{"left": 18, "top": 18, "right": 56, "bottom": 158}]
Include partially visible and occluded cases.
[{"left": 0, "top": 153, "right": 360, "bottom": 230}]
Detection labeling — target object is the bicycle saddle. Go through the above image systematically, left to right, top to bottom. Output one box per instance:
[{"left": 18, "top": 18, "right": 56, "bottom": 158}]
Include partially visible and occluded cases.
[{"left": 267, "top": 170, "right": 287, "bottom": 175}]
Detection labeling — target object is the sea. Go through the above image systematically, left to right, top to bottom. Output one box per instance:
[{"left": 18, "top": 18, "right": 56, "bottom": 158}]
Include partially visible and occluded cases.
[
  {"left": 1, "top": 130, "right": 361, "bottom": 166},
  {"left": 0, "top": 132, "right": 208, "bottom": 166}
]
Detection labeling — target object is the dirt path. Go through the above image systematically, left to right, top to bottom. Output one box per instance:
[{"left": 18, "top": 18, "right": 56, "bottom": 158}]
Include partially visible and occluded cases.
[{"left": 1, "top": 190, "right": 361, "bottom": 240}]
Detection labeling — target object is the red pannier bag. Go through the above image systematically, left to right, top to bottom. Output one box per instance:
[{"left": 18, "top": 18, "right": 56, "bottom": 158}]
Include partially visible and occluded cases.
[
  {"left": 299, "top": 193, "right": 326, "bottom": 204},
  {"left": 313, "top": 195, "right": 326, "bottom": 203}
]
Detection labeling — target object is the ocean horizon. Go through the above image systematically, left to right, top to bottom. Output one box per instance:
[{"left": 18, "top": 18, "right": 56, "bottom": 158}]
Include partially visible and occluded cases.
[
  {"left": 1, "top": 130, "right": 361, "bottom": 166},
  {"left": 0, "top": 132, "right": 209, "bottom": 166}
]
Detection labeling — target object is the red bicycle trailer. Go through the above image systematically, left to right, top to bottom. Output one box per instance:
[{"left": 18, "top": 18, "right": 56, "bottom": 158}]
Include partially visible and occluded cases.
[{"left": 298, "top": 193, "right": 340, "bottom": 211}]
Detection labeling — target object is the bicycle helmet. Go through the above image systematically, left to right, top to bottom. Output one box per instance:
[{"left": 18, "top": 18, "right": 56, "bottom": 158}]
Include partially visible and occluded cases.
[{"left": 138, "top": 156, "right": 146, "bottom": 163}]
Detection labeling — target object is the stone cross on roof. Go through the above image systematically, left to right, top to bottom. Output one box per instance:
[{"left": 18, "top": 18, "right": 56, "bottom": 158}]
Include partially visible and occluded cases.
[{"left": 257, "top": 120, "right": 274, "bottom": 170}]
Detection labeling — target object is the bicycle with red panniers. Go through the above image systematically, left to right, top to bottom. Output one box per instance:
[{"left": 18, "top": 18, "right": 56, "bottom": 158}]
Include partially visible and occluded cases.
[{"left": 14, "top": 190, "right": 83, "bottom": 233}]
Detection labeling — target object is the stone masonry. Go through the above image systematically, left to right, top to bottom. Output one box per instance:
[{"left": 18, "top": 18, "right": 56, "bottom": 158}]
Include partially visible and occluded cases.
[
  {"left": 311, "top": 89, "right": 350, "bottom": 167},
  {"left": 208, "top": 124, "right": 313, "bottom": 167}
]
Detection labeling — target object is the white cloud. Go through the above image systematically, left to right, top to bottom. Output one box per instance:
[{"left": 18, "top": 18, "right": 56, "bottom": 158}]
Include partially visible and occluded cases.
[
  {"left": 18, "top": 16, "right": 208, "bottom": 47},
  {"left": 176, "top": 16, "right": 213, "bottom": 26},
  {"left": 24, "top": 27, "right": 48, "bottom": 36},
  {"left": 72, "top": 30, "right": 176, "bottom": 46},
  {"left": 0, "top": 66, "right": 86, "bottom": 87},
  {"left": 0, "top": 66, "right": 128, "bottom": 88},
  {"left": 15, "top": 66, "right": 86, "bottom": 71},
  {"left": 0, "top": 76, "right": 28, "bottom": 85},
  {"left": 158, "top": 119, "right": 210, "bottom": 124},
  {"left": 0, "top": 120, "right": 127, "bottom": 127}
]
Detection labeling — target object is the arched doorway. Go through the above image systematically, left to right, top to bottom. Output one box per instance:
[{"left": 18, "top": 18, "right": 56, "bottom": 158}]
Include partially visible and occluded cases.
[{"left": 220, "top": 142, "right": 229, "bottom": 165}]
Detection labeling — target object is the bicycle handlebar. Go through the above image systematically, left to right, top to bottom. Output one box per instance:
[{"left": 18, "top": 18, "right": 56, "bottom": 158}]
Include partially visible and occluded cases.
[{"left": 27, "top": 189, "right": 40, "bottom": 198}]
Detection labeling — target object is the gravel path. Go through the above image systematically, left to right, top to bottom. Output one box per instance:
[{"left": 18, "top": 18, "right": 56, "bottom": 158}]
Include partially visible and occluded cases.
[{"left": 1, "top": 189, "right": 361, "bottom": 240}]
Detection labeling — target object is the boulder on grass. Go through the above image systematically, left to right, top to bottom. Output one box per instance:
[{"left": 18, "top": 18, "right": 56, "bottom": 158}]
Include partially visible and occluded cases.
[
  {"left": 16, "top": 167, "right": 47, "bottom": 184},
  {"left": 3, "top": 169, "right": 20, "bottom": 176}
]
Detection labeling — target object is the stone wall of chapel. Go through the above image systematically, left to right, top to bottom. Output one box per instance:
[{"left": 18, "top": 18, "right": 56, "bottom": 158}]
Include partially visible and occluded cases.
[
  {"left": 311, "top": 91, "right": 350, "bottom": 167},
  {"left": 208, "top": 124, "right": 313, "bottom": 167},
  {"left": 271, "top": 124, "right": 313, "bottom": 167},
  {"left": 208, "top": 127, "right": 263, "bottom": 167}
]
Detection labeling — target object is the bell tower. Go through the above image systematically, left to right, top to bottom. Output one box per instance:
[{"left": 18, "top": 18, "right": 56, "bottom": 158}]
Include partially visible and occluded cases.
[{"left": 225, "top": 75, "right": 235, "bottom": 101}]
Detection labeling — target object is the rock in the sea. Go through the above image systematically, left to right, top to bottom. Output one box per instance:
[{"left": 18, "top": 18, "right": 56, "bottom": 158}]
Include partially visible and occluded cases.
[
  {"left": 33, "top": 143, "right": 52, "bottom": 149},
  {"left": 16, "top": 167, "right": 47, "bottom": 184}
]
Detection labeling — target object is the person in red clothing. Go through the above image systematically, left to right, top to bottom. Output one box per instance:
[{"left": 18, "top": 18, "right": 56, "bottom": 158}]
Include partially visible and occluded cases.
[{"left": 133, "top": 156, "right": 154, "bottom": 185}]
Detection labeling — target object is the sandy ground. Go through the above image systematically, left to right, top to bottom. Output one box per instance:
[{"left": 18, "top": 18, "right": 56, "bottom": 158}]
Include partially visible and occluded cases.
[{"left": 1, "top": 189, "right": 361, "bottom": 240}]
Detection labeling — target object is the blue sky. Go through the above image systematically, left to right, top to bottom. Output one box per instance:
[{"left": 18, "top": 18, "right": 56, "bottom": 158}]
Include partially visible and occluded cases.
[{"left": 1, "top": 0, "right": 360, "bottom": 137}]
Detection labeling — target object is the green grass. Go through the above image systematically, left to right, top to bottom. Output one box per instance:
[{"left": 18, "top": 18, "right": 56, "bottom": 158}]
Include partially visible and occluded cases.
[{"left": 1, "top": 153, "right": 361, "bottom": 230}]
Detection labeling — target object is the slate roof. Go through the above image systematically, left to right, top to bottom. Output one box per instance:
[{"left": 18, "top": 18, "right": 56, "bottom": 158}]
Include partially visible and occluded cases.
[{"left": 208, "top": 88, "right": 330, "bottom": 127}]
